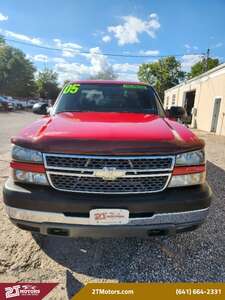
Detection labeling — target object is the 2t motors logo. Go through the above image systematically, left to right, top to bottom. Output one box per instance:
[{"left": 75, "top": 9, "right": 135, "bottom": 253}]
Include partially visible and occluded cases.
[
  {"left": 0, "top": 283, "right": 57, "bottom": 300},
  {"left": 5, "top": 285, "right": 40, "bottom": 298}
]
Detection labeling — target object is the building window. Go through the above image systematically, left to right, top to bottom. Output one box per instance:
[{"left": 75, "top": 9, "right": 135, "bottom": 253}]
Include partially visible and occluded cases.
[
  {"left": 172, "top": 94, "right": 176, "bottom": 105},
  {"left": 165, "top": 96, "right": 169, "bottom": 109},
  {"left": 166, "top": 96, "right": 169, "bottom": 105}
]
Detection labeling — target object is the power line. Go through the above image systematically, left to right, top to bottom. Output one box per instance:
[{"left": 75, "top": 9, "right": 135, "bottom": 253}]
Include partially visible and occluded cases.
[{"left": 2, "top": 35, "right": 205, "bottom": 59}]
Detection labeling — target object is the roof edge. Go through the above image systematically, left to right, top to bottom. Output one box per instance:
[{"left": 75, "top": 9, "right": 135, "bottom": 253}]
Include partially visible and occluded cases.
[{"left": 165, "top": 62, "right": 225, "bottom": 93}]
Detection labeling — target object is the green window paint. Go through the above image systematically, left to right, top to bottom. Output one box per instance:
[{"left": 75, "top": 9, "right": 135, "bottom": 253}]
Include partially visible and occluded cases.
[
  {"left": 63, "top": 84, "right": 80, "bottom": 94},
  {"left": 123, "top": 84, "right": 147, "bottom": 90}
]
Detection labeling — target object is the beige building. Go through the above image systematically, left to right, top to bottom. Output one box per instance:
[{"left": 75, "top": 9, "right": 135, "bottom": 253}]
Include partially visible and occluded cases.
[{"left": 164, "top": 63, "right": 225, "bottom": 136}]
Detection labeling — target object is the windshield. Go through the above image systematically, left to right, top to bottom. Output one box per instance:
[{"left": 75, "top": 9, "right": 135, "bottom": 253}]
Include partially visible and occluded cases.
[{"left": 54, "top": 83, "right": 163, "bottom": 114}]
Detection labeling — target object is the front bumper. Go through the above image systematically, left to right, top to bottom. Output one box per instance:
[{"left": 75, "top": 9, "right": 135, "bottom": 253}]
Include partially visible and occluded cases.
[
  {"left": 3, "top": 178, "right": 212, "bottom": 237},
  {"left": 6, "top": 205, "right": 209, "bottom": 237}
]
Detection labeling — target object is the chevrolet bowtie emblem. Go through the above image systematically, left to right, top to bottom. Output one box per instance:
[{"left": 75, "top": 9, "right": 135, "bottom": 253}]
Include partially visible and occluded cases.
[{"left": 93, "top": 167, "right": 126, "bottom": 181}]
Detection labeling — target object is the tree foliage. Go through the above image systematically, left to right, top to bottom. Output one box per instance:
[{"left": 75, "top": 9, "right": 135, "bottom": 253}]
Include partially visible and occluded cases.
[
  {"left": 0, "top": 35, "right": 5, "bottom": 44},
  {"left": 0, "top": 45, "right": 37, "bottom": 97},
  {"left": 138, "top": 56, "right": 185, "bottom": 100},
  {"left": 188, "top": 57, "right": 219, "bottom": 79},
  {"left": 36, "top": 69, "right": 60, "bottom": 99}
]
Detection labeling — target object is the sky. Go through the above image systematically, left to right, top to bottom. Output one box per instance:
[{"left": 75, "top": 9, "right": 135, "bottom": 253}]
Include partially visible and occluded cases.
[{"left": 0, "top": 0, "right": 224, "bottom": 84}]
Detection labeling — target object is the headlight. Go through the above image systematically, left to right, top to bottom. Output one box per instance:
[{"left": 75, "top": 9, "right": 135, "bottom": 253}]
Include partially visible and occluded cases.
[
  {"left": 11, "top": 145, "right": 47, "bottom": 186},
  {"left": 12, "top": 145, "right": 43, "bottom": 163},
  {"left": 170, "top": 149, "right": 206, "bottom": 188},
  {"left": 176, "top": 149, "right": 205, "bottom": 166},
  {"left": 13, "top": 170, "right": 48, "bottom": 185},
  {"left": 169, "top": 173, "right": 205, "bottom": 188}
]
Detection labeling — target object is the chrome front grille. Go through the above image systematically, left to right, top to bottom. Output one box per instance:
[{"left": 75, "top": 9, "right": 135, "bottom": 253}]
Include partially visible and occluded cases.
[
  {"left": 44, "top": 154, "right": 175, "bottom": 194},
  {"left": 45, "top": 155, "right": 173, "bottom": 170},
  {"left": 50, "top": 173, "right": 169, "bottom": 193}
]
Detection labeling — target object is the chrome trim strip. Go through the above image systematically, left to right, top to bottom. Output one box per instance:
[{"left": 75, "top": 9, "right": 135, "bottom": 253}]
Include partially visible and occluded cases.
[
  {"left": 46, "top": 166, "right": 173, "bottom": 172},
  {"left": 47, "top": 170, "right": 170, "bottom": 178},
  {"left": 46, "top": 171, "right": 172, "bottom": 194},
  {"left": 5, "top": 205, "right": 209, "bottom": 226}
]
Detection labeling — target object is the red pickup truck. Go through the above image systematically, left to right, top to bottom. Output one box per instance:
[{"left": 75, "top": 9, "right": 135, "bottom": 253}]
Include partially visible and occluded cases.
[{"left": 3, "top": 80, "right": 212, "bottom": 238}]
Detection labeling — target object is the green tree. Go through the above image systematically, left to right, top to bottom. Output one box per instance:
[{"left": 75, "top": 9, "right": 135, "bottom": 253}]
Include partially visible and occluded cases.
[
  {"left": 0, "top": 35, "right": 5, "bottom": 44},
  {"left": 0, "top": 45, "right": 37, "bottom": 97},
  {"left": 138, "top": 56, "right": 185, "bottom": 100},
  {"left": 188, "top": 57, "right": 219, "bottom": 79},
  {"left": 36, "top": 69, "right": 60, "bottom": 99}
]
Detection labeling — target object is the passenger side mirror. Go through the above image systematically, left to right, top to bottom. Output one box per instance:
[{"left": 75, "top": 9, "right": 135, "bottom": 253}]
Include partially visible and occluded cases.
[
  {"left": 32, "top": 103, "right": 49, "bottom": 115},
  {"left": 47, "top": 106, "right": 53, "bottom": 115},
  {"left": 167, "top": 106, "right": 187, "bottom": 120}
]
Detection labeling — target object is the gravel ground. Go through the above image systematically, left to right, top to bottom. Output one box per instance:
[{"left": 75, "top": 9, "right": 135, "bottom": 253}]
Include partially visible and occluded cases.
[{"left": 0, "top": 112, "right": 225, "bottom": 299}]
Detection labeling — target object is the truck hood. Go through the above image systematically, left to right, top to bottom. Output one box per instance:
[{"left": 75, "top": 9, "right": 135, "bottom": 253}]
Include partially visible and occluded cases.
[{"left": 12, "top": 112, "right": 204, "bottom": 155}]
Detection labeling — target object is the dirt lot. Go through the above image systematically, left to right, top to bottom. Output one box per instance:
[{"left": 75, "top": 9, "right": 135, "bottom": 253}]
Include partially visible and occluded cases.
[{"left": 0, "top": 112, "right": 225, "bottom": 299}]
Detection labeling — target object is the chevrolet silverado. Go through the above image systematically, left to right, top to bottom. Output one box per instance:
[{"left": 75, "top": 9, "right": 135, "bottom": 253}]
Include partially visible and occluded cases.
[{"left": 3, "top": 80, "right": 212, "bottom": 237}]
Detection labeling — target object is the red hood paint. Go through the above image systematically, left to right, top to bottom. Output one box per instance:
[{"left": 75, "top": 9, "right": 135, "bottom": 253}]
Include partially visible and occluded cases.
[{"left": 12, "top": 112, "right": 204, "bottom": 155}]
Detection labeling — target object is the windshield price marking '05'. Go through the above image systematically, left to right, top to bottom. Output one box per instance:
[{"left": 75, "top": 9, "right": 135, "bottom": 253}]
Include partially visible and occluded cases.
[{"left": 63, "top": 84, "right": 80, "bottom": 94}]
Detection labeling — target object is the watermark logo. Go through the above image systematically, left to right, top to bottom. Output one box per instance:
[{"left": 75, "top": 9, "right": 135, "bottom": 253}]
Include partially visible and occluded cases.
[
  {"left": 0, "top": 283, "right": 58, "bottom": 300},
  {"left": 5, "top": 285, "right": 20, "bottom": 299}
]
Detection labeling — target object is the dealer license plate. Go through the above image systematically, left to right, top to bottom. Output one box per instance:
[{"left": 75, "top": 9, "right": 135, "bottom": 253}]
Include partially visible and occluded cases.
[{"left": 89, "top": 209, "right": 129, "bottom": 225}]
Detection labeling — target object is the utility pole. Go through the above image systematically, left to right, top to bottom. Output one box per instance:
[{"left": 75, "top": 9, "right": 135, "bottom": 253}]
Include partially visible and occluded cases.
[{"left": 205, "top": 48, "right": 210, "bottom": 71}]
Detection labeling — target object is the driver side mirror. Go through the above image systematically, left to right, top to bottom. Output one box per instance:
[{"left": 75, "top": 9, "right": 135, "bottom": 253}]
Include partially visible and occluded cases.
[
  {"left": 32, "top": 103, "right": 49, "bottom": 115},
  {"left": 166, "top": 106, "right": 187, "bottom": 120}
]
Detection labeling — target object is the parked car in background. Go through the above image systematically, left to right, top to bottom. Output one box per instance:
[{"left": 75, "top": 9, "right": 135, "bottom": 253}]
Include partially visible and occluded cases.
[
  {"left": 0, "top": 96, "right": 30, "bottom": 111},
  {"left": 1, "top": 96, "right": 18, "bottom": 111},
  {"left": 0, "top": 97, "right": 10, "bottom": 111},
  {"left": 0, "top": 98, "right": 6, "bottom": 111},
  {"left": 3, "top": 99, "right": 15, "bottom": 111},
  {"left": 12, "top": 99, "right": 24, "bottom": 110},
  {"left": 19, "top": 100, "right": 29, "bottom": 110},
  {"left": 25, "top": 100, "right": 37, "bottom": 109},
  {"left": 32, "top": 102, "right": 49, "bottom": 114}
]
